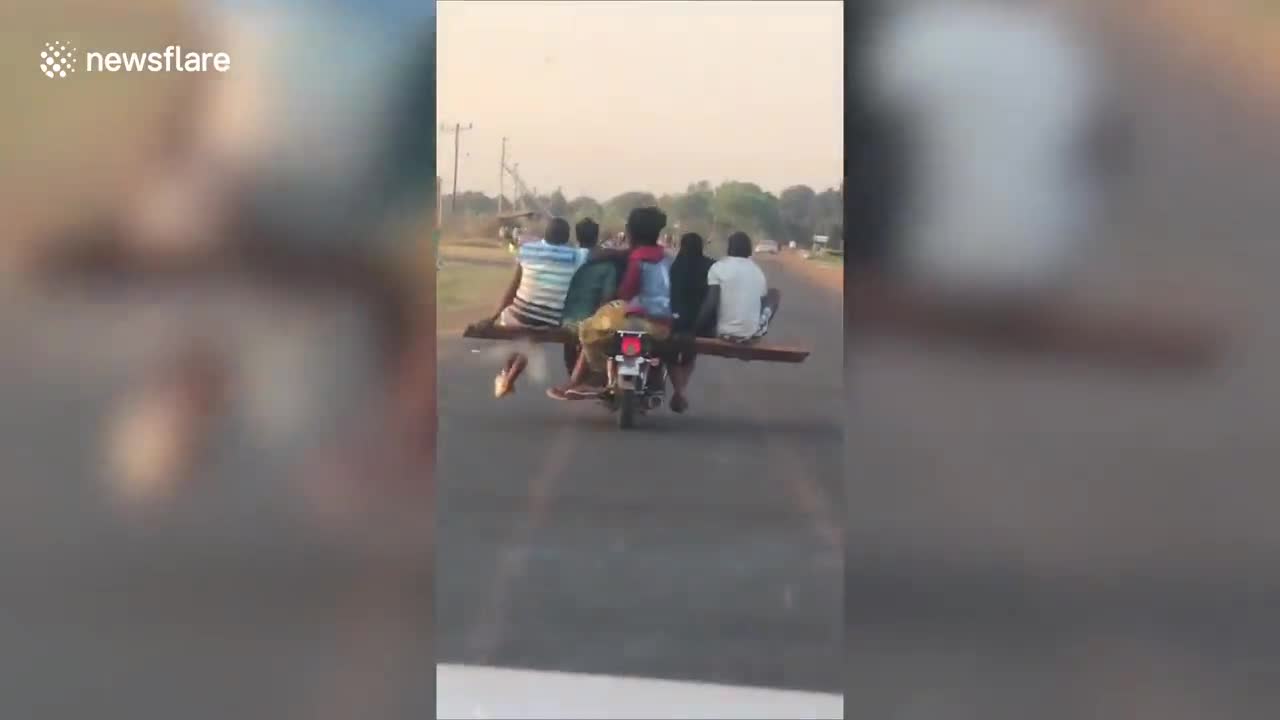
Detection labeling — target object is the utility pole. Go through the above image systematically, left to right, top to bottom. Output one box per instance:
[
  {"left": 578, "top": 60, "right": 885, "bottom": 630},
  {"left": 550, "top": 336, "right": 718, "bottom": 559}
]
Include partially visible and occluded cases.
[
  {"left": 440, "top": 121, "right": 473, "bottom": 215},
  {"left": 498, "top": 136, "right": 508, "bottom": 214},
  {"left": 511, "top": 163, "right": 521, "bottom": 210}
]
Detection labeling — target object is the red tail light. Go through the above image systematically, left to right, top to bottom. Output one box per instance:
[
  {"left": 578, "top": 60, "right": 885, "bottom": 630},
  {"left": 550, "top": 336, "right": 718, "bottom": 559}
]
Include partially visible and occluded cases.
[{"left": 620, "top": 336, "right": 643, "bottom": 357}]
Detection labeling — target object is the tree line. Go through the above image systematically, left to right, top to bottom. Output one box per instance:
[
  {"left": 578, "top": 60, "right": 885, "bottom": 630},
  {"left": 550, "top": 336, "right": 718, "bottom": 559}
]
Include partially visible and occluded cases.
[{"left": 446, "top": 180, "right": 843, "bottom": 248}]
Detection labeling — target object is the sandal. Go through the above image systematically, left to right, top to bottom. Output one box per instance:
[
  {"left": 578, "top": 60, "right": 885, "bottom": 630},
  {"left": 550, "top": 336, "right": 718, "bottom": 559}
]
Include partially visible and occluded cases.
[{"left": 493, "top": 371, "right": 516, "bottom": 399}]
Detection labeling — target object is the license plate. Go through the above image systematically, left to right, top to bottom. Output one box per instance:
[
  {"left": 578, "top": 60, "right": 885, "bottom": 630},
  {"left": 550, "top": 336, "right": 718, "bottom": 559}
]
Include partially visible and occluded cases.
[{"left": 617, "top": 357, "right": 643, "bottom": 376}]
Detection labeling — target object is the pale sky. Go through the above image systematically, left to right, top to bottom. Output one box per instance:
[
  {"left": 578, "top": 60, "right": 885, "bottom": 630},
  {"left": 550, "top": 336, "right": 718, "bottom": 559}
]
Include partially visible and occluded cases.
[{"left": 437, "top": 0, "right": 843, "bottom": 201}]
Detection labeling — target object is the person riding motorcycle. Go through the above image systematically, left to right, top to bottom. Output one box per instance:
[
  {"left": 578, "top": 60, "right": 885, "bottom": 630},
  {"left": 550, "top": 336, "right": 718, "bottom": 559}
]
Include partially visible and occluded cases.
[{"left": 550, "top": 206, "right": 673, "bottom": 399}]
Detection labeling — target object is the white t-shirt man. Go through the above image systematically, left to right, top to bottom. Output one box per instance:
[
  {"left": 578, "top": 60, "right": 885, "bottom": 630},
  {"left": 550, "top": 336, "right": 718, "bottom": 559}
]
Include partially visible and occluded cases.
[{"left": 708, "top": 256, "right": 769, "bottom": 340}]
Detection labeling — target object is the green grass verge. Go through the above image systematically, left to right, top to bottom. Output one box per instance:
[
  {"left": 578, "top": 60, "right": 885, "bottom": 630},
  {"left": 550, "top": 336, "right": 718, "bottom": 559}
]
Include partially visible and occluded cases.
[{"left": 437, "top": 261, "right": 513, "bottom": 326}]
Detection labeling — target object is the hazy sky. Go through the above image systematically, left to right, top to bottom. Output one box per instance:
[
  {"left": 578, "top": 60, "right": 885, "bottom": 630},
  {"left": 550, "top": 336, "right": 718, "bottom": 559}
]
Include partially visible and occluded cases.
[{"left": 437, "top": 0, "right": 842, "bottom": 201}]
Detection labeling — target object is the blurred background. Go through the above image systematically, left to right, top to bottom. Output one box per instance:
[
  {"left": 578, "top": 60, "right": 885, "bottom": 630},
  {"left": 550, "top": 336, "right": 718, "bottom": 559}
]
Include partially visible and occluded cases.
[
  {"left": 1, "top": 0, "right": 436, "bottom": 717},
  {"left": 847, "top": 0, "right": 1280, "bottom": 717}
]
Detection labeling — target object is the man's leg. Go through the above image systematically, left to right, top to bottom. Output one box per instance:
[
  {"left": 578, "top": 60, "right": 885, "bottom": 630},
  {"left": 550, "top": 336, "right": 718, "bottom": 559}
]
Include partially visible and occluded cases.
[
  {"left": 758, "top": 288, "right": 782, "bottom": 337},
  {"left": 764, "top": 288, "right": 781, "bottom": 317},
  {"left": 554, "top": 302, "right": 623, "bottom": 396},
  {"left": 491, "top": 308, "right": 532, "bottom": 399},
  {"left": 563, "top": 341, "right": 579, "bottom": 377},
  {"left": 563, "top": 341, "right": 608, "bottom": 397},
  {"left": 548, "top": 349, "right": 593, "bottom": 400},
  {"left": 494, "top": 350, "right": 527, "bottom": 399},
  {"left": 668, "top": 353, "right": 694, "bottom": 413}
]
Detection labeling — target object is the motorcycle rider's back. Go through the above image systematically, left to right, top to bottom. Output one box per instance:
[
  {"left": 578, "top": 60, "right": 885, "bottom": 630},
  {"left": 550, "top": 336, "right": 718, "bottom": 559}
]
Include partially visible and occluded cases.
[{"left": 578, "top": 244, "right": 673, "bottom": 372}]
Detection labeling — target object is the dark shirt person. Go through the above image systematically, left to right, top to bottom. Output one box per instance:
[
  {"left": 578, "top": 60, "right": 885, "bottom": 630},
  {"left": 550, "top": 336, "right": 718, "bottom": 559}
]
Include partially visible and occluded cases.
[
  {"left": 559, "top": 217, "right": 622, "bottom": 374},
  {"left": 561, "top": 218, "right": 623, "bottom": 329},
  {"left": 670, "top": 232, "right": 716, "bottom": 336},
  {"left": 665, "top": 233, "right": 716, "bottom": 412}
]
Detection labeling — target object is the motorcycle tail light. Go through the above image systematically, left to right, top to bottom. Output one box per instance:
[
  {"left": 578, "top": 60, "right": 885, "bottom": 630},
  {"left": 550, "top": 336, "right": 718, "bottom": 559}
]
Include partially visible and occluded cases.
[{"left": 620, "top": 336, "right": 643, "bottom": 357}]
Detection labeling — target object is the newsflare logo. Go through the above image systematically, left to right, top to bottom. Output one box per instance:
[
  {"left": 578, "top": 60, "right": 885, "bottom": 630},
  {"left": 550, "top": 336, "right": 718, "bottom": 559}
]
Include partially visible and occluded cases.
[
  {"left": 40, "top": 39, "right": 231, "bottom": 79},
  {"left": 40, "top": 40, "right": 77, "bottom": 78}
]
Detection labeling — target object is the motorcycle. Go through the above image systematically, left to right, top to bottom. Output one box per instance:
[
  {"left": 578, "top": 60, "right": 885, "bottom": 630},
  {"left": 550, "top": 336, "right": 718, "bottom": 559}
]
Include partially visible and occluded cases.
[{"left": 601, "top": 328, "right": 667, "bottom": 429}]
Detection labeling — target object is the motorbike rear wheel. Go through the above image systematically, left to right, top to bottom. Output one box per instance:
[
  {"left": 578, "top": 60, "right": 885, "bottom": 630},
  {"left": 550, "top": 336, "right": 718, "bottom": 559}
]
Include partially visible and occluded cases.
[{"left": 617, "top": 389, "right": 637, "bottom": 429}]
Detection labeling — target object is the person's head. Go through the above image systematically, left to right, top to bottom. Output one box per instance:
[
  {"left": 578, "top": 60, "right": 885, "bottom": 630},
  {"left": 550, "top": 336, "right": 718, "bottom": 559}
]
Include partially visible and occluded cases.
[
  {"left": 625, "top": 206, "right": 667, "bottom": 247},
  {"left": 545, "top": 216, "right": 571, "bottom": 245},
  {"left": 575, "top": 217, "right": 600, "bottom": 249},
  {"left": 727, "top": 231, "right": 753, "bottom": 258},
  {"left": 678, "top": 232, "right": 705, "bottom": 257}
]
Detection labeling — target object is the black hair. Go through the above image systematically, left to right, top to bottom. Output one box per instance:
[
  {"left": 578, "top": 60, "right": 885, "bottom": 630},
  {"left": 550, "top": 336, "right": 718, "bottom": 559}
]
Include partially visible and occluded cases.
[
  {"left": 625, "top": 206, "right": 666, "bottom": 247},
  {"left": 545, "top": 216, "right": 571, "bottom": 245},
  {"left": 575, "top": 217, "right": 600, "bottom": 248},
  {"left": 727, "top": 231, "right": 753, "bottom": 258},
  {"left": 678, "top": 232, "right": 704, "bottom": 256}
]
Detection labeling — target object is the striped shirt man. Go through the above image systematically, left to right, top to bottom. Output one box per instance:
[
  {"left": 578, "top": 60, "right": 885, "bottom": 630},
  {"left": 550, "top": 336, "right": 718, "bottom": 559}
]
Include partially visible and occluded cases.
[{"left": 508, "top": 240, "right": 589, "bottom": 327}]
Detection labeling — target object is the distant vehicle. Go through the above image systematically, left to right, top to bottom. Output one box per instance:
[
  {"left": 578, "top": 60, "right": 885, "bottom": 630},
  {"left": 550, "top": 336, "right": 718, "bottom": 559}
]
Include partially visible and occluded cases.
[{"left": 755, "top": 239, "right": 779, "bottom": 254}]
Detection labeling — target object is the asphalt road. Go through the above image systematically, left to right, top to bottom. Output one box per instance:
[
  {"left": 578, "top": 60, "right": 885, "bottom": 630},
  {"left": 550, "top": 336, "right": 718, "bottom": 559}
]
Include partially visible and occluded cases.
[
  {"left": 847, "top": 10, "right": 1280, "bottom": 719},
  {"left": 435, "top": 254, "right": 844, "bottom": 694}
]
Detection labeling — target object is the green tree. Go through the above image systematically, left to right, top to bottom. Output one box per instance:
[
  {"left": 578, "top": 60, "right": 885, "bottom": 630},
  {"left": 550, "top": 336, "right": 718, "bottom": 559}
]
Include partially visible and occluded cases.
[
  {"left": 711, "top": 181, "right": 781, "bottom": 240},
  {"left": 668, "top": 183, "right": 715, "bottom": 236},
  {"left": 778, "top": 184, "right": 819, "bottom": 246},
  {"left": 814, "top": 187, "right": 842, "bottom": 247},
  {"left": 815, "top": 187, "right": 841, "bottom": 227},
  {"left": 548, "top": 189, "right": 569, "bottom": 217},
  {"left": 456, "top": 191, "right": 498, "bottom": 216},
  {"left": 603, "top": 191, "right": 660, "bottom": 231},
  {"left": 517, "top": 192, "right": 539, "bottom": 211},
  {"left": 657, "top": 193, "right": 680, "bottom": 224},
  {"left": 566, "top": 195, "right": 604, "bottom": 223}
]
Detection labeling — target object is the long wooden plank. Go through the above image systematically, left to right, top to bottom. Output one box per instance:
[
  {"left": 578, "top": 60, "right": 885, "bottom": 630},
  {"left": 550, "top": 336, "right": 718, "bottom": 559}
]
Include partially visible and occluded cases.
[{"left": 462, "top": 322, "right": 810, "bottom": 363}]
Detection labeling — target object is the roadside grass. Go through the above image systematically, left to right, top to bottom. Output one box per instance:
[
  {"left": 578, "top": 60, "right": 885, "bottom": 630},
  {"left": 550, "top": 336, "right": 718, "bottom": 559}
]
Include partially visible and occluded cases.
[
  {"left": 437, "top": 240, "right": 515, "bottom": 330},
  {"left": 440, "top": 242, "right": 515, "bottom": 266},
  {"left": 809, "top": 253, "right": 843, "bottom": 268}
]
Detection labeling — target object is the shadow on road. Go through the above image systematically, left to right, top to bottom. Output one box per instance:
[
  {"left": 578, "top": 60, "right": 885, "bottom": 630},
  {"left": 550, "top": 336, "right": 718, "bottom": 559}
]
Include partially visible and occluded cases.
[{"left": 446, "top": 405, "right": 839, "bottom": 439}]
